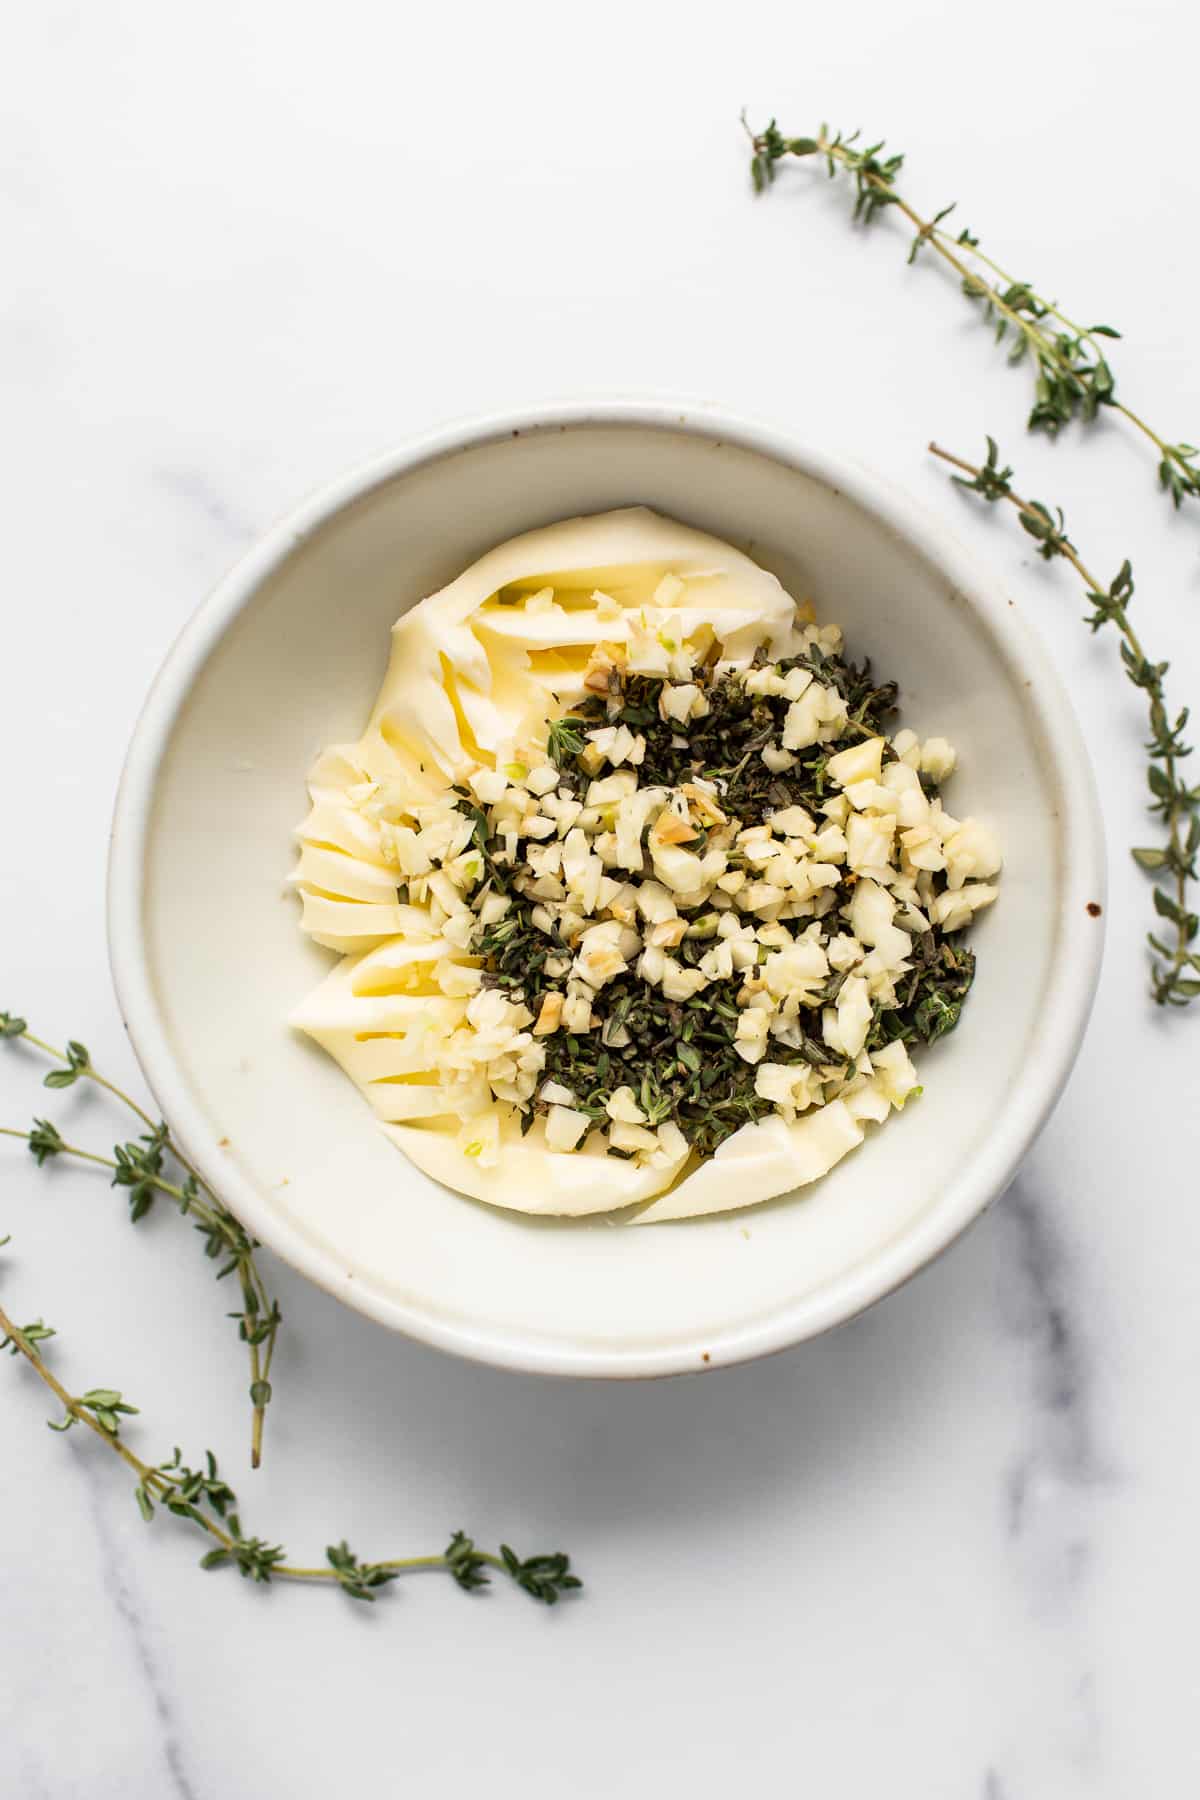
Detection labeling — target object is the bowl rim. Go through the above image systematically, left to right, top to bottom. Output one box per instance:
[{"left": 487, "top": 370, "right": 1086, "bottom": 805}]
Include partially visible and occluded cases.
[{"left": 107, "top": 398, "right": 1106, "bottom": 1378}]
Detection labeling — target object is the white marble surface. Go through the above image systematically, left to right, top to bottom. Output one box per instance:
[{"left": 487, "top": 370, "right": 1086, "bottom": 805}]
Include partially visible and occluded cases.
[{"left": 2, "top": 3, "right": 1198, "bottom": 1794}]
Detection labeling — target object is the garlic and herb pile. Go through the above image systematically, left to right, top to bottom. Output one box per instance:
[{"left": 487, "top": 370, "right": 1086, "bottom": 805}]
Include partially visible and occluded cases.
[{"left": 290, "top": 509, "right": 1000, "bottom": 1222}]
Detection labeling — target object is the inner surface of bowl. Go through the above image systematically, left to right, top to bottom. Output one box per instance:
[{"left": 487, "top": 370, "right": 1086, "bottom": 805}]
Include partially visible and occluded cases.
[{"left": 114, "top": 410, "right": 1103, "bottom": 1375}]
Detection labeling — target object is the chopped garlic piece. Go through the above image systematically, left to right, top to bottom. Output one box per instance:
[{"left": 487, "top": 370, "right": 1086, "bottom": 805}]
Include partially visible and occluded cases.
[
  {"left": 660, "top": 682, "right": 701, "bottom": 723},
  {"left": 826, "top": 736, "right": 885, "bottom": 788},
  {"left": 920, "top": 737, "right": 957, "bottom": 783},
  {"left": 768, "top": 805, "right": 816, "bottom": 837},
  {"left": 845, "top": 814, "right": 897, "bottom": 877},
  {"left": 943, "top": 819, "right": 1003, "bottom": 891},
  {"left": 930, "top": 883, "right": 998, "bottom": 932},
  {"left": 762, "top": 938, "right": 829, "bottom": 1001},
  {"left": 661, "top": 957, "right": 708, "bottom": 1001},
  {"left": 533, "top": 991, "right": 564, "bottom": 1036},
  {"left": 734, "top": 1007, "right": 771, "bottom": 1063},
  {"left": 871, "top": 1040, "right": 921, "bottom": 1107},
  {"left": 539, "top": 1079, "right": 575, "bottom": 1106},
  {"left": 606, "top": 1086, "right": 647, "bottom": 1125},
  {"left": 545, "top": 1105, "right": 591, "bottom": 1152},
  {"left": 609, "top": 1119, "right": 661, "bottom": 1154}
]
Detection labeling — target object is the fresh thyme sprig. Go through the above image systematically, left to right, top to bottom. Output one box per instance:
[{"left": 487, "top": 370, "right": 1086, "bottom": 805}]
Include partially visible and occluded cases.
[
  {"left": 746, "top": 120, "right": 1200, "bottom": 516},
  {"left": 929, "top": 439, "right": 1200, "bottom": 1005},
  {"left": 0, "top": 1016, "right": 281, "bottom": 1465},
  {"left": 0, "top": 1257, "right": 581, "bottom": 1609}
]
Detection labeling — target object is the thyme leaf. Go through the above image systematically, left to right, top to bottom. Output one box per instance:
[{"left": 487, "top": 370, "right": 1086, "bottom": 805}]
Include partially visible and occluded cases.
[{"left": 547, "top": 715, "right": 587, "bottom": 765}]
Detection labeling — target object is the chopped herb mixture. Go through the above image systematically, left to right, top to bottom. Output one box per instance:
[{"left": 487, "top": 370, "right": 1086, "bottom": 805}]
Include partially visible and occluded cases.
[{"left": 433, "top": 638, "right": 997, "bottom": 1161}]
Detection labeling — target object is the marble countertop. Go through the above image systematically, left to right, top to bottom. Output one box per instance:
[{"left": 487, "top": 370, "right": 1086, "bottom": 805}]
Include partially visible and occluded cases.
[{"left": 3, "top": 5, "right": 1198, "bottom": 1795}]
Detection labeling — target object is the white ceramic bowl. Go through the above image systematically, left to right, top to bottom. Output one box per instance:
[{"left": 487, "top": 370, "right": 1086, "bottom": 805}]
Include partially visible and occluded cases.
[{"left": 108, "top": 402, "right": 1105, "bottom": 1378}]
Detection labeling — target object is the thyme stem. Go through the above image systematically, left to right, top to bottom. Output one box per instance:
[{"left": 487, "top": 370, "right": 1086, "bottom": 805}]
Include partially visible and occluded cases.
[
  {"left": 748, "top": 122, "right": 1200, "bottom": 512},
  {"left": 928, "top": 440, "right": 1200, "bottom": 1005},
  {"left": 1, "top": 1020, "right": 281, "bottom": 1465},
  {"left": 11, "top": 1026, "right": 208, "bottom": 1201},
  {"left": 18, "top": 1028, "right": 158, "bottom": 1125},
  {"left": 0, "top": 1282, "right": 581, "bottom": 1607},
  {"left": 0, "top": 1301, "right": 155, "bottom": 1478}
]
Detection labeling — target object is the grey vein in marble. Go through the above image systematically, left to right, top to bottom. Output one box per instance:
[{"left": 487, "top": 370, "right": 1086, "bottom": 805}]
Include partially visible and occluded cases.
[
  {"left": 154, "top": 466, "right": 259, "bottom": 549},
  {"left": 998, "top": 1175, "right": 1105, "bottom": 1545},
  {"left": 988, "top": 1176, "right": 1112, "bottom": 1785},
  {"left": 80, "top": 1453, "right": 203, "bottom": 1800},
  {"left": 14, "top": 1746, "right": 55, "bottom": 1800}
]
